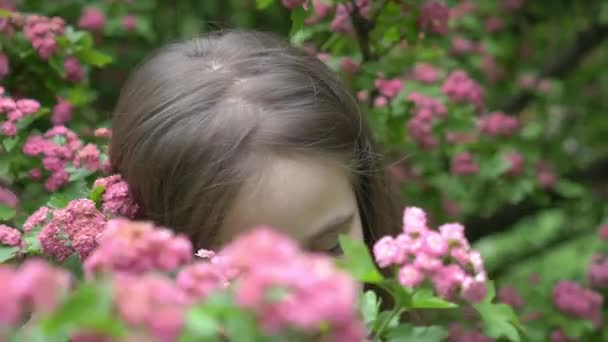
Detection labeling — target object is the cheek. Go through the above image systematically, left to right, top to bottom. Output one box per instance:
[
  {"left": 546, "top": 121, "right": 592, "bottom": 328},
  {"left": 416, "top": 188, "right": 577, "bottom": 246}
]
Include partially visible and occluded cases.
[{"left": 347, "top": 212, "right": 364, "bottom": 242}]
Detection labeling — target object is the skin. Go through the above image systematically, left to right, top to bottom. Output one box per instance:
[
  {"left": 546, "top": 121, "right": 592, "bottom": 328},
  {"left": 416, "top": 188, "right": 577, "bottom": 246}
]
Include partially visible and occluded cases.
[{"left": 218, "top": 154, "right": 363, "bottom": 255}]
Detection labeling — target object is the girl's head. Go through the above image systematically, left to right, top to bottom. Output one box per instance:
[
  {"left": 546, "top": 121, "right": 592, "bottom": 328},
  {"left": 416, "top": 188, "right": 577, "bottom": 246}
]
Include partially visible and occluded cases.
[{"left": 110, "top": 30, "right": 399, "bottom": 252}]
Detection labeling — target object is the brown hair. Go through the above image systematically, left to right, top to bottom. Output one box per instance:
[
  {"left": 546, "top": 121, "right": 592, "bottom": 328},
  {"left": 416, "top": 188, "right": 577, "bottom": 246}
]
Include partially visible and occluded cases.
[{"left": 110, "top": 29, "right": 400, "bottom": 250}]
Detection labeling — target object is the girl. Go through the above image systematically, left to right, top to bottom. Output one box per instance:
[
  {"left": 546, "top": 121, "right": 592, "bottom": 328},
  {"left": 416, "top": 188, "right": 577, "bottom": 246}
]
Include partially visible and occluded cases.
[{"left": 110, "top": 29, "right": 400, "bottom": 254}]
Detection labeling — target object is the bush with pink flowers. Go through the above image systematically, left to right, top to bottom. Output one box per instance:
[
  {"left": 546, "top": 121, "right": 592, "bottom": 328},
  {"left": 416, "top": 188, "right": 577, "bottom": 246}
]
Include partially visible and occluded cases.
[{"left": 1, "top": 0, "right": 607, "bottom": 341}]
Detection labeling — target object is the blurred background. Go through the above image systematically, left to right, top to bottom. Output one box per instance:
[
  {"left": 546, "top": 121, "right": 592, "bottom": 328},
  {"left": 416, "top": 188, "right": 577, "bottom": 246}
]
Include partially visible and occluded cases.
[{"left": 0, "top": 0, "right": 607, "bottom": 339}]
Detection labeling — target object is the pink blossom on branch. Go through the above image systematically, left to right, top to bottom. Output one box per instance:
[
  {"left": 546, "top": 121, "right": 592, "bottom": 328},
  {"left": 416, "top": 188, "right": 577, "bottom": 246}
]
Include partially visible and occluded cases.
[
  {"left": 418, "top": 0, "right": 450, "bottom": 35},
  {"left": 78, "top": 7, "right": 106, "bottom": 31},
  {"left": 442, "top": 70, "right": 484, "bottom": 113},
  {"left": 52, "top": 97, "right": 74, "bottom": 125},
  {"left": 478, "top": 111, "right": 520, "bottom": 137},
  {"left": 451, "top": 152, "right": 479, "bottom": 176},
  {"left": 93, "top": 175, "right": 139, "bottom": 218},
  {"left": 0, "top": 186, "right": 18, "bottom": 208},
  {"left": 83, "top": 219, "right": 192, "bottom": 276},
  {"left": 0, "top": 224, "right": 21, "bottom": 246},
  {"left": 552, "top": 280, "right": 603, "bottom": 327}
]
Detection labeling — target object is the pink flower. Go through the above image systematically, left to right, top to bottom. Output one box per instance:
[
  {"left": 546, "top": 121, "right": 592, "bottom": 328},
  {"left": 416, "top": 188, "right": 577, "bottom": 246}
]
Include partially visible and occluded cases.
[
  {"left": 305, "top": 0, "right": 332, "bottom": 25},
  {"left": 418, "top": 0, "right": 449, "bottom": 35},
  {"left": 330, "top": 4, "right": 353, "bottom": 34},
  {"left": 78, "top": 7, "right": 106, "bottom": 31},
  {"left": 22, "top": 14, "right": 65, "bottom": 59},
  {"left": 121, "top": 15, "right": 137, "bottom": 31},
  {"left": 484, "top": 16, "right": 503, "bottom": 33},
  {"left": 451, "top": 36, "right": 475, "bottom": 54},
  {"left": 0, "top": 52, "right": 9, "bottom": 79},
  {"left": 64, "top": 56, "right": 84, "bottom": 83},
  {"left": 340, "top": 58, "right": 359, "bottom": 75},
  {"left": 413, "top": 62, "right": 439, "bottom": 83},
  {"left": 442, "top": 70, "right": 484, "bottom": 112},
  {"left": 375, "top": 77, "right": 404, "bottom": 99},
  {"left": 357, "top": 90, "right": 369, "bottom": 102},
  {"left": 374, "top": 96, "right": 388, "bottom": 107},
  {"left": 52, "top": 98, "right": 74, "bottom": 125},
  {"left": 16, "top": 99, "right": 40, "bottom": 114},
  {"left": 478, "top": 111, "right": 520, "bottom": 137},
  {"left": 1, "top": 121, "right": 17, "bottom": 136},
  {"left": 94, "top": 127, "right": 112, "bottom": 139},
  {"left": 74, "top": 143, "right": 101, "bottom": 171},
  {"left": 451, "top": 152, "right": 479, "bottom": 175},
  {"left": 504, "top": 152, "right": 524, "bottom": 176},
  {"left": 536, "top": 161, "right": 557, "bottom": 189},
  {"left": 44, "top": 170, "right": 69, "bottom": 191},
  {"left": 93, "top": 175, "right": 139, "bottom": 218},
  {"left": 0, "top": 186, "right": 18, "bottom": 208},
  {"left": 39, "top": 199, "right": 106, "bottom": 261},
  {"left": 23, "top": 206, "right": 50, "bottom": 232},
  {"left": 402, "top": 207, "right": 428, "bottom": 235},
  {"left": 84, "top": 219, "right": 193, "bottom": 276},
  {"left": 439, "top": 223, "right": 467, "bottom": 245},
  {"left": 0, "top": 224, "right": 21, "bottom": 246},
  {"left": 600, "top": 224, "right": 608, "bottom": 241},
  {"left": 422, "top": 231, "right": 449, "bottom": 257},
  {"left": 373, "top": 236, "right": 402, "bottom": 267},
  {"left": 413, "top": 252, "right": 442, "bottom": 271},
  {"left": 588, "top": 254, "right": 608, "bottom": 289},
  {"left": 176, "top": 262, "right": 229, "bottom": 300},
  {"left": 431, "top": 264, "right": 465, "bottom": 299},
  {"left": 399, "top": 265, "right": 425, "bottom": 287},
  {"left": 113, "top": 273, "right": 189, "bottom": 341},
  {"left": 461, "top": 276, "right": 487, "bottom": 303},
  {"left": 553, "top": 280, "right": 603, "bottom": 327},
  {"left": 498, "top": 285, "right": 524, "bottom": 309}
]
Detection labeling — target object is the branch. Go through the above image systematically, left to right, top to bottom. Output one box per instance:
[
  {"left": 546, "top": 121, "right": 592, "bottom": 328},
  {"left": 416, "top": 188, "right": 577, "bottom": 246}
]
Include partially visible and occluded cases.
[
  {"left": 349, "top": 0, "right": 375, "bottom": 62},
  {"left": 502, "top": 24, "right": 608, "bottom": 114},
  {"left": 465, "top": 155, "right": 608, "bottom": 242}
]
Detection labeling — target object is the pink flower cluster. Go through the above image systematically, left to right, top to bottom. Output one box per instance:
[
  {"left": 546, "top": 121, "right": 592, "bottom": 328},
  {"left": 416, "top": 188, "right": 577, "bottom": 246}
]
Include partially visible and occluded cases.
[
  {"left": 281, "top": 0, "right": 306, "bottom": 9},
  {"left": 305, "top": 0, "right": 333, "bottom": 25},
  {"left": 330, "top": 0, "right": 370, "bottom": 34},
  {"left": 417, "top": 0, "right": 449, "bottom": 35},
  {"left": 78, "top": 7, "right": 106, "bottom": 31},
  {"left": 22, "top": 14, "right": 66, "bottom": 59},
  {"left": 121, "top": 15, "right": 137, "bottom": 31},
  {"left": 0, "top": 53, "right": 9, "bottom": 79},
  {"left": 64, "top": 56, "right": 85, "bottom": 83},
  {"left": 412, "top": 62, "right": 440, "bottom": 84},
  {"left": 442, "top": 70, "right": 484, "bottom": 113},
  {"left": 375, "top": 77, "right": 404, "bottom": 99},
  {"left": 0, "top": 87, "right": 41, "bottom": 137},
  {"left": 406, "top": 92, "right": 447, "bottom": 149},
  {"left": 52, "top": 97, "right": 74, "bottom": 125},
  {"left": 478, "top": 111, "right": 520, "bottom": 137},
  {"left": 23, "top": 126, "right": 105, "bottom": 191},
  {"left": 451, "top": 152, "right": 479, "bottom": 175},
  {"left": 504, "top": 152, "right": 525, "bottom": 177},
  {"left": 535, "top": 161, "right": 557, "bottom": 189},
  {"left": 93, "top": 175, "right": 140, "bottom": 218},
  {"left": 0, "top": 185, "right": 18, "bottom": 208},
  {"left": 38, "top": 199, "right": 106, "bottom": 261},
  {"left": 373, "top": 207, "right": 488, "bottom": 303},
  {"left": 84, "top": 219, "right": 192, "bottom": 276},
  {"left": 0, "top": 224, "right": 21, "bottom": 246},
  {"left": 600, "top": 224, "right": 608, "bottom": 241},
  {"left": 219, "top": 227, "right": 364, "bottom": 341},
  {"left": 588, "top": 254, "right": 608, "bottom": 289},
  {"left": 0, "top": 259, "right": 71, "bottom": 326},
  {"left": 111, "top": 273, "right": 191, "bottom": 342},
  {"left": 552, "top": 280, "right": 603, "bottom": 327},
  {"left": 497, "top": 285, "right": 524, "bottom": 310}
]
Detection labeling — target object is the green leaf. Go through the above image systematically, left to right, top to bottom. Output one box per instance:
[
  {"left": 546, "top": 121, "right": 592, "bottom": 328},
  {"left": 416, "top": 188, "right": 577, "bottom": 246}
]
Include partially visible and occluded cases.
[
  {"left": 256, "top": 0, "right": 274, "bottom": 9},
  {"left": 289, "top": 4, "right": 313, "bottom": 38},
  {"left": 75, "top": 49, "right": 113, "bottom": 67},
  {"left": 2, "top": 137, "right": 19, "bottom": 152},
  {"left": 554, "top": 180, "right": 585, "bottom": 198},
  {"left": 90, "top": 185, "right": 106, "bottom": 207},
  {"left": 47, "top": 193, "right": 70, "bottom": 209},
  {"left": 0, "top": 204, "right": 16, "bottom": 221},
  {"left": 23, "top": 227, "right": 42, "bottom": 254},
  {"left": 337, "top": 235, "right": 383, "bottom": 283},
  {"left": 0, "top": 246, "right": 19, "bottom": 262},
  {"left": 40, "top": 282, "right": 126, "bottom": 338},
  {"left": 473, "top": 282, "right": 522, "bottom": 342},
  {"left": 411, "top": 289, "right": 458, "bottom": 309},
  {"left": 359, "top": 290, "right": 380, "bottom": 328},
  {"left": 180, "top": 306, "right": 221, "bottom": 341},
  {"left": 386, "top": 324, "right": 448, "bottom": 342}
]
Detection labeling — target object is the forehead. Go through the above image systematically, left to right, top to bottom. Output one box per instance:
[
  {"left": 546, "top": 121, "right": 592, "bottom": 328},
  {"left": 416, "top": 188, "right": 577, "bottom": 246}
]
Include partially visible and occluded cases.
[{"left": 218, "top": 155, "right": 358, "bottom": 245}]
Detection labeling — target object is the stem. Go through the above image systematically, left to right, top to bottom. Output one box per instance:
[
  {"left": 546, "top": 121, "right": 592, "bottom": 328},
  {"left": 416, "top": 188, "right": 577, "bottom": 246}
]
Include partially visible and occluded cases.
[{"left": 374, "top": 307, "right": 404, "bottom": 341}]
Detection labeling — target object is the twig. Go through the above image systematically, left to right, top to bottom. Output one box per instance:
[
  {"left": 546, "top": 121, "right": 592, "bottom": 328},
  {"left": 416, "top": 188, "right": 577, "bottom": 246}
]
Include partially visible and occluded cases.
[{"left": 502, "top": 24, "right": 608, "bottom": 114}]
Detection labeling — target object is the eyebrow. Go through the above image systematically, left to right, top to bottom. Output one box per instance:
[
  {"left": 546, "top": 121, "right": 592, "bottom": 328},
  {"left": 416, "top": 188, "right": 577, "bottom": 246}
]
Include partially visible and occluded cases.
[{"left": 310, "top": 212, "right": 356, "bottom": 242}]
